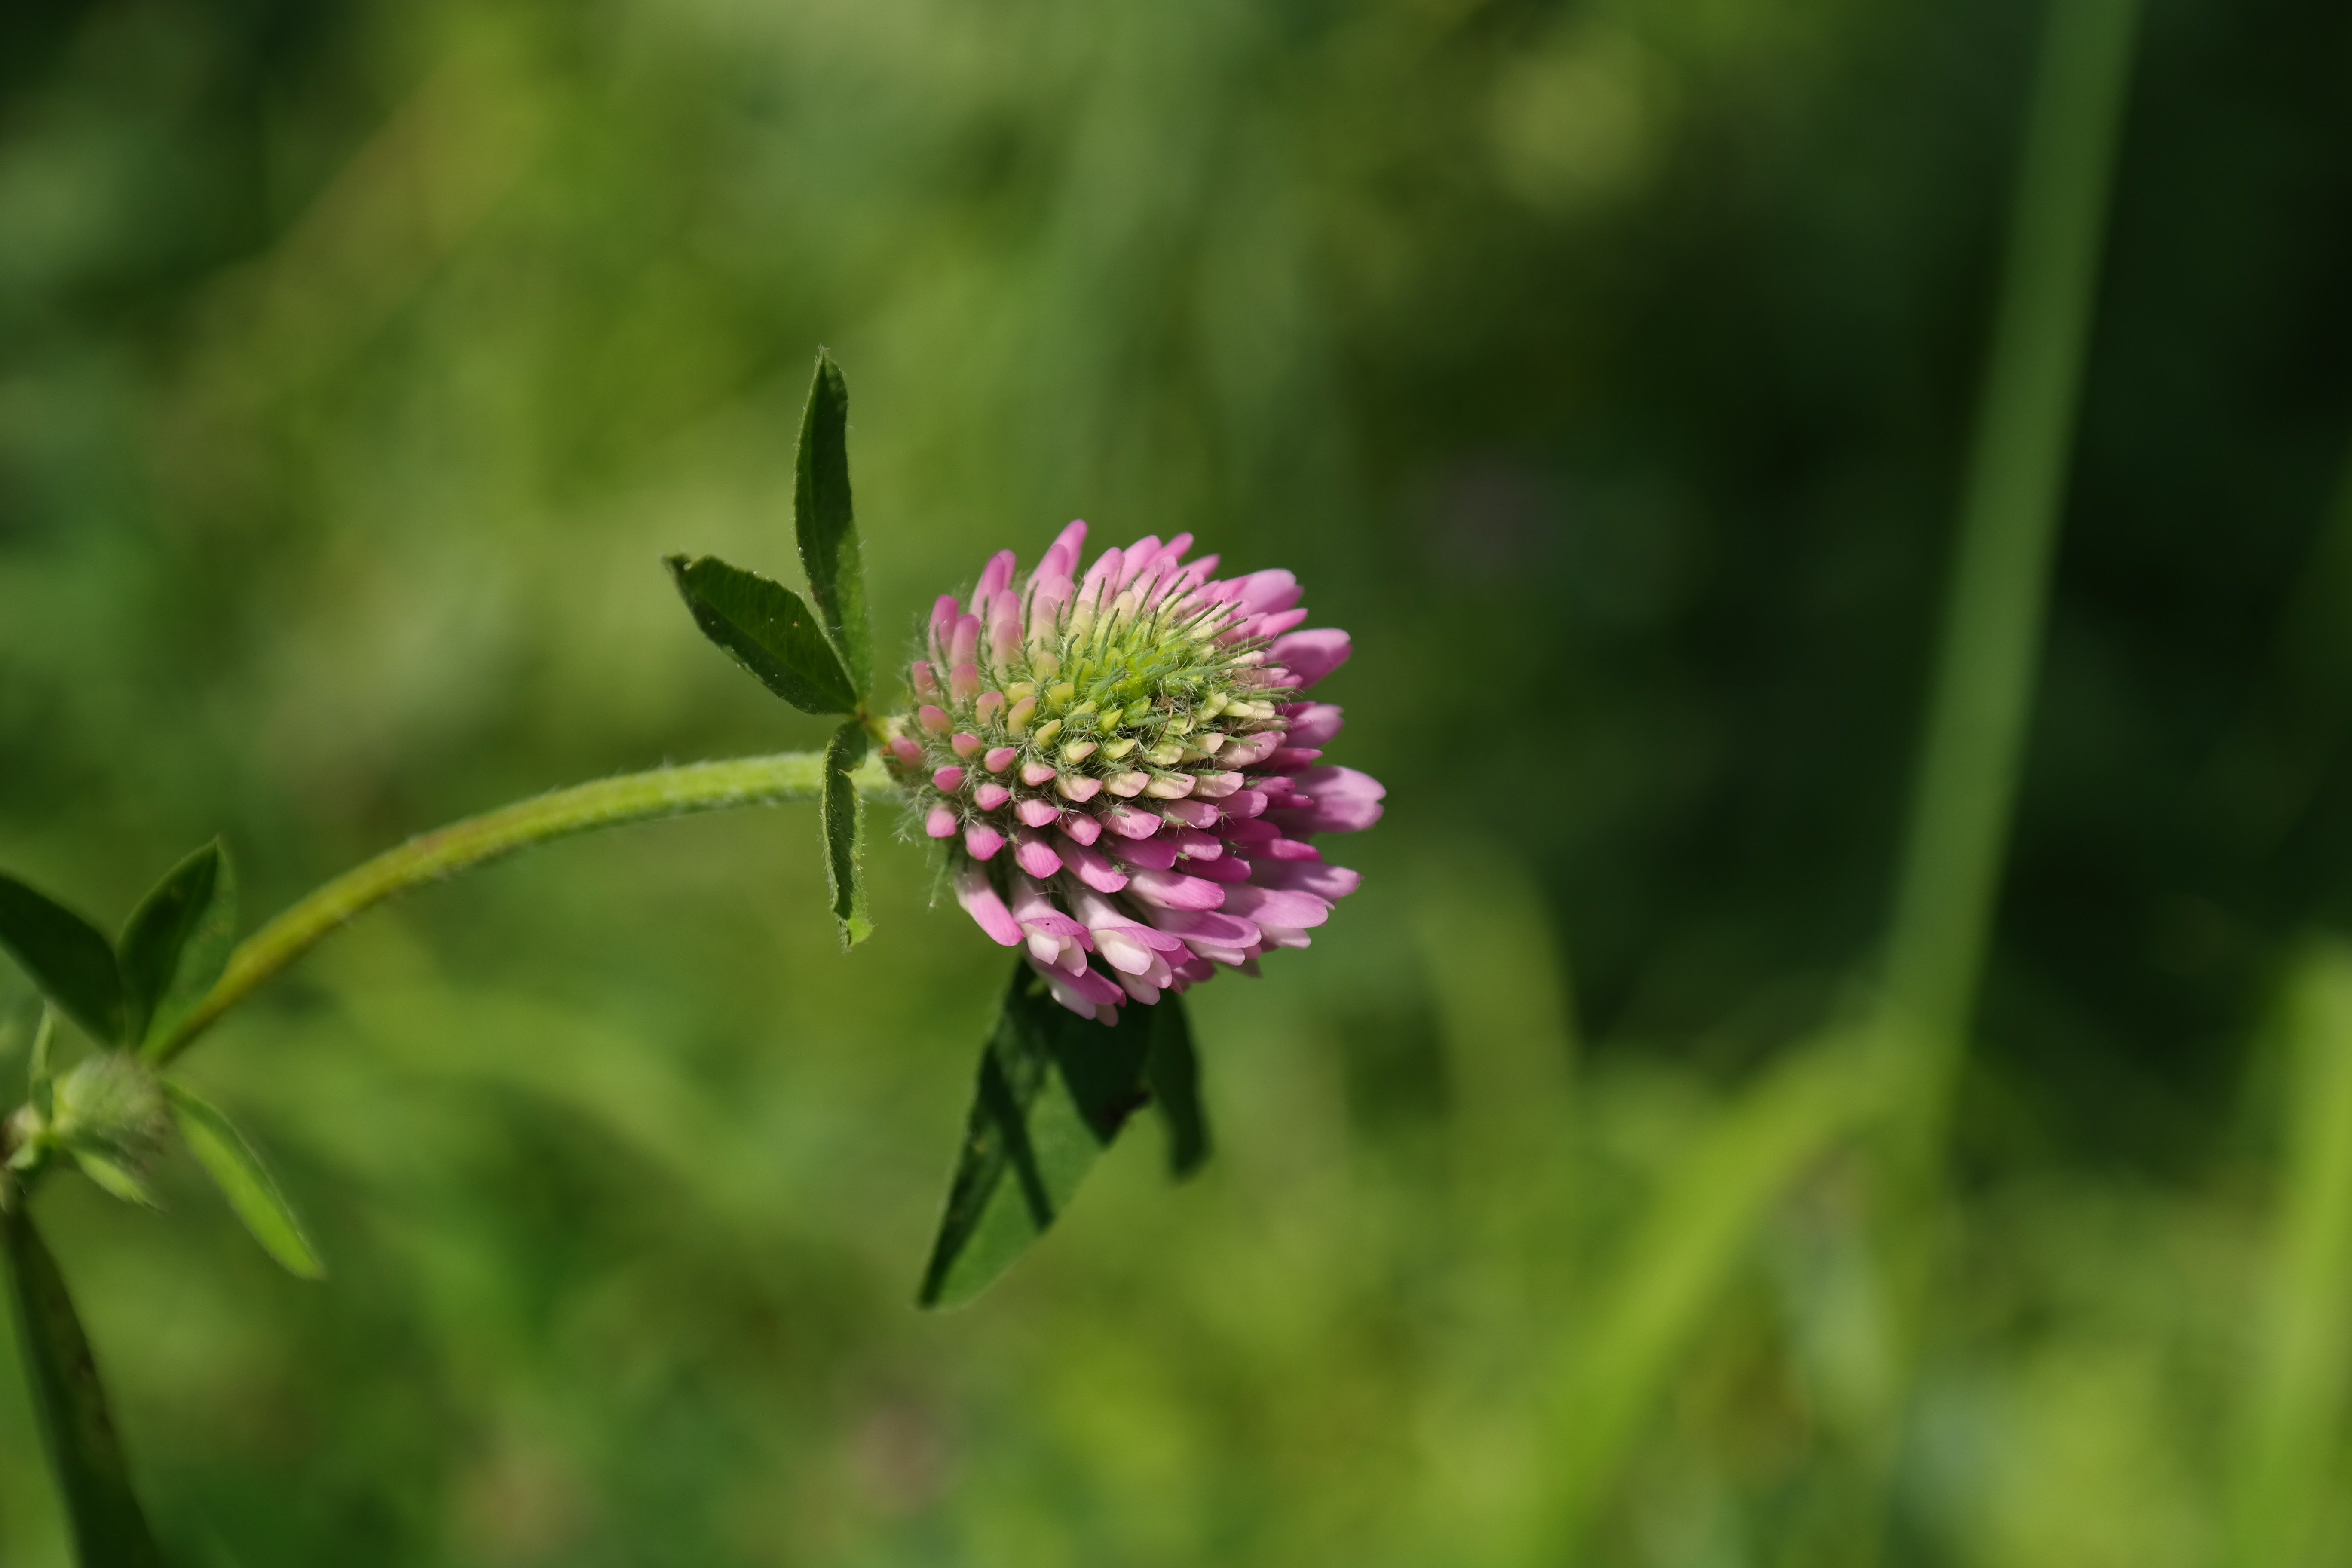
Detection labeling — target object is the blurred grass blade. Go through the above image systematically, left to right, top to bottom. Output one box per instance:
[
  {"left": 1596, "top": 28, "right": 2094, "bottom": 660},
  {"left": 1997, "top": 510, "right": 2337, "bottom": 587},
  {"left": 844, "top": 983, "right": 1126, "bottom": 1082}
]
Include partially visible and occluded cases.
[
  {"left": 1882, "top": 0, "right": 2144, "bottom": 1068},
  {"left": 794, "top": 350, "right": 870, "bottom": 698},
  {"left": 665, "top": 554, "right": 858, "bottom": 715},
  {"left": 821, "top": 721, "right": 874, "bottom": 948},
  {"left": 119, "top": 841, "right": 237, "bottom": 1049},
  {"left": 0, "top": 875, "right": 126, "bottom": 1046},
  {"left": 2226, "top": 943, "right": 2352, "bottom": 1568},
  {"left": 919, "top": 965, "right": 1158, "bottom": 1308},
  {"left": 1144, "top": 994, "right": 1210, "bottom": 1179},
  {"left": 1540, "top": 1034, "right": 1883, "bottom": 1550},
  {"left": 165, "top": 1082, "right": 324, "bottom": 1279},
  {"left": 1, "top": 1200, "right": 164, "bottom": 1567}
]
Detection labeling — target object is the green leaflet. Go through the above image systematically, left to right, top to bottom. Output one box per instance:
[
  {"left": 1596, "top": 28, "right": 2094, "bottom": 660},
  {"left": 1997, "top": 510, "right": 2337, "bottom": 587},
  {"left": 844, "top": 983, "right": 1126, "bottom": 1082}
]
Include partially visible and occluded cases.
[
  {"left": 794, "top": 351, "right": 870, "bottom": 699},
  {"left": 667, "top": 554, "right": 859, "bottom": 715},
  {"left": 822, "top": 721, "right": 873, "bottom": 949},
  {"left": 119, "top": 841, "right": 236, "bottom": 1050},
  {"left": 0, "top": 875, "right": 126, "bottom": 1046},
  {"left": 919, "top": 969, "right": 1206, "bottom": 1308},
  {"left": 165, "top": 1082, "right": 325, "bottom": 1280},
  {"left": 0, "top": 1201, "right": 164, "bottom": 1568}
]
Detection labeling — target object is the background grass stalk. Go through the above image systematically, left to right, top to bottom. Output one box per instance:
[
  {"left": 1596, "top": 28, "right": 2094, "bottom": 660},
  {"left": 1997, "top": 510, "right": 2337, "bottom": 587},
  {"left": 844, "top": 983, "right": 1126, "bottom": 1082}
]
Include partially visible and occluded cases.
[
  {"left": 1880, "top": 0, "right": 2143, "bottom": 1087},
  {"left": 148, "top": 751, "right": 891, "bottom": 1065},
  {"left": 2226, "top": 946, "right": 2352, "bottom": 1568}
]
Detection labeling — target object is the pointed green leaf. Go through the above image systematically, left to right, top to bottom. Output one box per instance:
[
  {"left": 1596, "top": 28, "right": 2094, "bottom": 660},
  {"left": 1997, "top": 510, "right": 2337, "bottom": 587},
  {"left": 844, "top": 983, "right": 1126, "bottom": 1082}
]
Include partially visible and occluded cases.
[
  {"left": 795, "top": 350, "right": 870, "bottom": 698},
  {"left": 667, "top": 554, "right": 858, "bottom": 715},
  {"left": 822, "top": 720, "right": 874, "bottom": 949},
  {"left": 119, "top": 841, "right": 236, "bottom": 1048},
  {"left": 0, "top": 876, "right": 125, "bottom": 1044},
  {"left": 919, "top": 964, "right": 1161, "bottom": 1308},
  {"left": 1145, "top": 995, "right": 1210, "bottom": 1179},
  {"left": 164, "top": 1082, "right": 324, "bottom": 1280},
  {"left": 70, "top": 1151, "right": 158, "bottom": 1209},
  {"left": 0, "top": 1201, "right": 165, "bottom": 1568}
]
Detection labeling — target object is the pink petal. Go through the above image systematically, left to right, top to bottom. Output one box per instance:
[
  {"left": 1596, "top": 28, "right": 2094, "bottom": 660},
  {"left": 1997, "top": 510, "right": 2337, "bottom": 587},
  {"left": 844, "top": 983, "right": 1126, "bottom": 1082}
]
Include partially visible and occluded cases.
[
  {"left": 1233, "top": 569, "right": 1302, "bottom": 616},
  {"left": 1269, "top": 628, "right": 1351, "bottom": 687},
  {"left": 1270, "top": 705, "right": 1345, "bottom": 747},
  {"left": 932, "top": 766, "right": 966, "bottom": 793},
  {"left": 974, "top": 783, "right": 1012, "bottom": 811},
  {"left": 1016, "top": 798, "right": 1060, "bottom": 827},
  {"left": 925, "top": 805, "right": 959, "bottom": 839},
  {"left": 1105, "top": 805, "right": 1160, "bottom": 839},
  {"left": 1055, "top": 812, "right": 1102, "bottom": 845},
  {"left": 964, "top": 823, "right": 1006, "bottom": 861},
  {"left": 1014, "top": 830, "right": 1063, "bottom": 880},
  {"left": 1113, "top": 836, "right": 1180, "bottom": 872},
  {"left": 1056, "top": 840, "right": 1130, "bottom": 894},
  {"left": 1252, "top": 859, "right": 1362, "bottom": 901},
  {"left": 1126, "top": 867, "right": 1226, "bottom": 910},
  {"left": 956, "top": 872, "right": 1023, "bottom": 946},
  {"left": 1222, "top": 883, "right": 1330, "bottom": 929},
  {"left": 1146, "top": 907, "right": 1261, "bottom": 947}
]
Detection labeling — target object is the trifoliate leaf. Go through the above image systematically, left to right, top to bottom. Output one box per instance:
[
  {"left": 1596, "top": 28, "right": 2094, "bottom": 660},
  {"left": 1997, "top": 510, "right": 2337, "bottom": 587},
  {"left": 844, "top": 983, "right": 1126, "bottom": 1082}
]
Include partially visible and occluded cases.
[
  {"left": 795, "top": 350, "right": 870, "bottom": 699},
  {"left": 666, "top": 554, "right": 859, "bottom": 715},
  {"left": 822, "top": 720, "right": 874, "bottom": 949},
  {"left": 119, "top": 840, "right": 236, "bottom": 1049},
  {"left": 0, "top": 875, "right": 125, "bottom": 1045},
  {"left": 165, "top": 1082, "right": 325, "bottom": 1280},
  {"left": 0, "top": 1203, "right": 165, "bottom": 1567}
]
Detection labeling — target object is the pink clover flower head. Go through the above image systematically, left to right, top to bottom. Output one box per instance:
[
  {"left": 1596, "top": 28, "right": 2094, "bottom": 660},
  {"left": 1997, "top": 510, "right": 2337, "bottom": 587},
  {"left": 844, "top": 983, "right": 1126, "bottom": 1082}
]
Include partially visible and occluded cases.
[{"left": 889, "top": 522, "right": 1382, "bottom": 1023}]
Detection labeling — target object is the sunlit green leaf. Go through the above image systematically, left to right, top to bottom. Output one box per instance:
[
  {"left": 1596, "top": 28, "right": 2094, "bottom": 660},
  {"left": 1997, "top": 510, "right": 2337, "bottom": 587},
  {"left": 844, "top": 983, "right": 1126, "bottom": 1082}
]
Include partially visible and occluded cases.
[
  {"left": 795, "top": 350, "right": 870, "bottom": 698},
  {"left": 666, "top": 554, "right": 858, "bottom": 715},
  {"left": 822, "top": 720, "right": 873, "bottom": 949},
  {"left": 119, "top": 841, "right": 236, "bottom": 1049},
  {"left": 0, "top": 876, "right": 125, "bottom": 1045},
  {"left": 919, "top": 965, "right": 1163, "bottom": 1308},
  {"left": 1145, "top": 996, "right": 1210, "bottom": 1179},
  {"left": 165, "top": 1082, "right": 325, "bottom": 1280},
  {"left": 0, "top": 1201, "right": 164, "bottom": 1567}
]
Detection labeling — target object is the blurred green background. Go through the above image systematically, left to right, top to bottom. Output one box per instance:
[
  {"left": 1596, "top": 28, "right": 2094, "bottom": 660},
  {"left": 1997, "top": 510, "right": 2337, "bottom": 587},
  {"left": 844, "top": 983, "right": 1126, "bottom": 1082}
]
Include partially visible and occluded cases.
[{"left": 4, "top": 0, "right": 2352, "bottom": 1562}]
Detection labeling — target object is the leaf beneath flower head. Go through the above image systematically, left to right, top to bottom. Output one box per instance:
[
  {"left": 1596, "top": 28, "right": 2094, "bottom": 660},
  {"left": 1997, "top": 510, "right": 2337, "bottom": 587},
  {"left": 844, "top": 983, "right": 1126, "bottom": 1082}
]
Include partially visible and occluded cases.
[
  {"left": 795, "top": 350, "right": 870, "bottom": 700},
  {"left": 667, "top": 554, "right": 859, "bottom": 715},
  {"left": 822, "top": 720, "right": 873, "bottom": 949},
  {"left": 119, "top": 840, "right": 236, "bottom": 1050},
  {"left": 0, "top": 875, "right": 125, "bottom": 1046},
  {"left": 919, "top": 971, "right": 1207, "bottom": 1308},
  {"left": 1146, "top": 997, "right": 1211, "bottom": 1179},
  {"left": 0, "top": 1203, "right": 165, "bottom": 1567}
]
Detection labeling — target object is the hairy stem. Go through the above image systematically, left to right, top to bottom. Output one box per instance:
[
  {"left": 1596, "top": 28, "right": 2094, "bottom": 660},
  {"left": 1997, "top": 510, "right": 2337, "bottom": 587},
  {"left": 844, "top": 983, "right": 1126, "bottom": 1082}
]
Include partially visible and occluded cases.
[{"left": 148, "top": 751, "right": 894, "bottom": 1065}]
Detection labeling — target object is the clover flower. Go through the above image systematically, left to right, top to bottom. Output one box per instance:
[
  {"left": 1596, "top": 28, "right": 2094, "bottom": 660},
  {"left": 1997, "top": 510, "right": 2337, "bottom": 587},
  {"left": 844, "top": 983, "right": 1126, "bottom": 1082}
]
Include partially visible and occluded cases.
[{"left": 884, "top": 521, "right": 1383, "bottom": 1022}]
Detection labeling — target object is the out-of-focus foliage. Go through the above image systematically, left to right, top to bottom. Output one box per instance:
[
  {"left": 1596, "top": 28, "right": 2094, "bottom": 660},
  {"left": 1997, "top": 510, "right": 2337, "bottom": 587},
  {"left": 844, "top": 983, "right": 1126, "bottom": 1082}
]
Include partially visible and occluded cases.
[{"left": 1, "top": 0, "right": 2349, "bottom": 1562}]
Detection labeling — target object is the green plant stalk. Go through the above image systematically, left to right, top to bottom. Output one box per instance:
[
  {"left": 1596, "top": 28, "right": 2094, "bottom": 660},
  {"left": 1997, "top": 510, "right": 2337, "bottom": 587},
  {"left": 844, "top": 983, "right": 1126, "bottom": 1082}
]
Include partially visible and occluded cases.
[
  {"left": 1880, "top": 0, "right": 2142, "bottom": 1084},
  {"left": 147, "top": 751, "right": 894, "bottom": 1066},
  {"left": 2226, "top": 946, "right": 2352, "bottom": 1568}
]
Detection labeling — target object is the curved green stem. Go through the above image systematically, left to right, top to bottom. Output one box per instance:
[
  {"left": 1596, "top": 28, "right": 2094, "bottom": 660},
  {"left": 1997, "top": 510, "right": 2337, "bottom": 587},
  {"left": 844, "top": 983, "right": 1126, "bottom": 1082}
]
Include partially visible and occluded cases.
[{"left": 148, "top": 751, "right": 895, "bottom": 1066}]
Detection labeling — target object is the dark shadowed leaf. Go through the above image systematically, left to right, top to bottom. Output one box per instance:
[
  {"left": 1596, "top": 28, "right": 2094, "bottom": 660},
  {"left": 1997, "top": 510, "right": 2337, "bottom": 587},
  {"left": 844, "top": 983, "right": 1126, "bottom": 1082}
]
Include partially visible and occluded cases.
[
  {"left": 795, "top": 350, "right": 870, "bottom": 698},
  {"left": 666, "top": 554, "right": 858, "bottom": 715},
  {"left": 822, "top": 720, "right": 873, "bottom": 949},
  {"left": 119, "top": 841, "right": 236, "bottom": 1048},
  {"left": 0, "top": 876, "right": 125, "bottom": 1046},
  {"left": 919, "top": 965, "right": 1162, "bottom": 1308},
  {"left": 1145, "top": 996, "right": 1210, "bottom": 1178},
  {"left": 165, "top": 1082, "right": 325, "bottom": 1279},
  {"left": 0, "top": 1201, "right": 163, "bottom": 1568}
]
